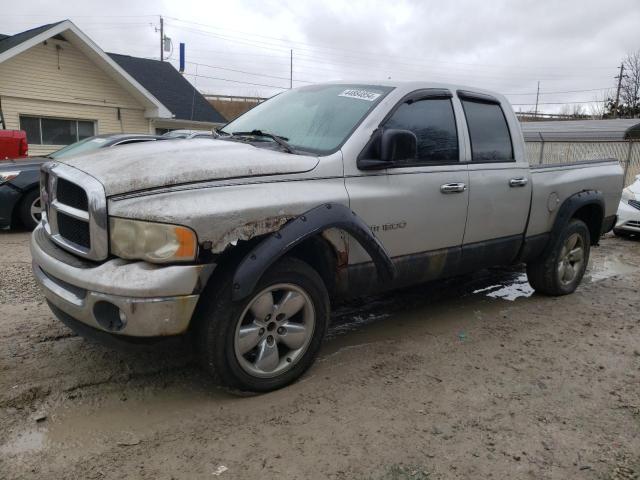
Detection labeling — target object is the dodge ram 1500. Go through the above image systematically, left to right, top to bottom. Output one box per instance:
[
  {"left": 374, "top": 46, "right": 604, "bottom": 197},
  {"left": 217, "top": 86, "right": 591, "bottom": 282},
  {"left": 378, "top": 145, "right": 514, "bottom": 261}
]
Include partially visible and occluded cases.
[{"left": 31, "top": 81, "right": 623, "bottom": 392}]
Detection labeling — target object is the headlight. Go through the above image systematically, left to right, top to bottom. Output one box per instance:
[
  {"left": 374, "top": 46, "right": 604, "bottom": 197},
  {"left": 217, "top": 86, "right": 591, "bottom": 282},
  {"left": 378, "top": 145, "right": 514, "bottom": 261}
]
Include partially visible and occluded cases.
[
  {"left": 0, "top": 171, "right": 21, "bottom": 185},
  {"left": 621, "top": 188, "right": 633, "bottom": 204},
  {"left": 109, "top": 218, "right": 198, "bottom": 263}
]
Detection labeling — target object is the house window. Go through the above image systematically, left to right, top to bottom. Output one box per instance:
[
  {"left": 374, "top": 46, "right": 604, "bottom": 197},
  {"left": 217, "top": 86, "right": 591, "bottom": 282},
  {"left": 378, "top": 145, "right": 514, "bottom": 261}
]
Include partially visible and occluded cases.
[{"left": 19, "top": 116, "right": 96, "bottom": 146}]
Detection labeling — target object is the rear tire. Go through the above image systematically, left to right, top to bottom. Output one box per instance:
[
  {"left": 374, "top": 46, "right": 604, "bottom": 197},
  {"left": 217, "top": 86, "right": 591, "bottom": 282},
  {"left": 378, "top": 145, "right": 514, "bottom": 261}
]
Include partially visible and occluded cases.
[
  {"left": 18, "top": 189, "right": 42, "bottom": 230},
  {"left": 526, "top": 219, "right": 590, "bottom": 296},
  {"left": 194, "top": 256, "right": 330, "bottom": 393}
]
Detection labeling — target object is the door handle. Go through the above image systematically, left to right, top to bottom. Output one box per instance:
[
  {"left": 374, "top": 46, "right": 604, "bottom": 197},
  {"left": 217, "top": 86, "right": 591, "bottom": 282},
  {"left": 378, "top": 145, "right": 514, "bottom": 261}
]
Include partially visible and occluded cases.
[
  {"left": 509, "top": 177, "right": 528, "bottom": 187},
  {"left": 440, "top": 183, "right": 467, "bottom": 194}
]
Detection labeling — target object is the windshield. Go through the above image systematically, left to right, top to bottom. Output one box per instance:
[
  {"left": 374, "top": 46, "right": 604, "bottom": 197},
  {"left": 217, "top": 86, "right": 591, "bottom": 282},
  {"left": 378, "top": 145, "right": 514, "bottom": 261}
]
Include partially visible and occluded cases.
[
  {"left": 221, "top": 84, "right": 393, "bottom": 154},
  {"left": 48, "top": 137, "right": 109, "bottom": 159}
]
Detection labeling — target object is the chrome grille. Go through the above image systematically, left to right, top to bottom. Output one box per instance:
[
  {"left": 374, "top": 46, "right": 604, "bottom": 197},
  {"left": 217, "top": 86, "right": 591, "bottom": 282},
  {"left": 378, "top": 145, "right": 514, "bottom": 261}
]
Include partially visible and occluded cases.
[
  {"left": 40, "top": 162, "right": 108, "bottom": 261},
  {"left": 57, "top": 178, "right": 89, "bottom": 211},
  {"left": 57, "top": 212, "right": 91, "bottom": 248}
]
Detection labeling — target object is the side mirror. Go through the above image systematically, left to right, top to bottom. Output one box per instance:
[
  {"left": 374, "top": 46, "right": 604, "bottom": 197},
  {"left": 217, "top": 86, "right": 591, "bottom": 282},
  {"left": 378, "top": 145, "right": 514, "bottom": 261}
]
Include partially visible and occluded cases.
[
  {"left": 358, "top": 129, "right": 418, "bottom": 170},
  {"left": 381, "top": 129, "right": 417, "bottom": 162}
]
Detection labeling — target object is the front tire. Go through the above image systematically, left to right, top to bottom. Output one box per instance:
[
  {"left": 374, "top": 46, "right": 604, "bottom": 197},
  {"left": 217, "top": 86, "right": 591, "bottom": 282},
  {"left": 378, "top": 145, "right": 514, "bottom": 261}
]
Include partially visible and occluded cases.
[
  {"left": 526, "top": 219, "right": 590, "bottom": 296},
  {"left": 194, "top": 257, "right": 330, "bottom": 393}
]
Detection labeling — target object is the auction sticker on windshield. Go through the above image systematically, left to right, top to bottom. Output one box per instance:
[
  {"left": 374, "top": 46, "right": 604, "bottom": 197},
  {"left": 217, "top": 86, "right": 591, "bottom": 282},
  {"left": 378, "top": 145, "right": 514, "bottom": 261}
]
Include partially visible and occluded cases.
[{"left": 339, "top": 89, "right": 382, "bottom": 101}]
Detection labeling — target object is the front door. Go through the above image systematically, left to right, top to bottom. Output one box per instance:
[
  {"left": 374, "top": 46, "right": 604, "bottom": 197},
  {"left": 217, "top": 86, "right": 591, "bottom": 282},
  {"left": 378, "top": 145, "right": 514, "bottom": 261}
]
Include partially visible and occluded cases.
[{"left": 345, "top": 91, "right": 470, "bottom": 286}]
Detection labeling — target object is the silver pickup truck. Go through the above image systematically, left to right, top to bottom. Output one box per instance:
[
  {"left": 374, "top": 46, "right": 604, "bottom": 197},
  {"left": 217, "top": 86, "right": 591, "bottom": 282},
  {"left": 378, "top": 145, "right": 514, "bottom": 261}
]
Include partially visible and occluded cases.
[{"left": 31, "top": 81, "right": 623, "bottom": 392}]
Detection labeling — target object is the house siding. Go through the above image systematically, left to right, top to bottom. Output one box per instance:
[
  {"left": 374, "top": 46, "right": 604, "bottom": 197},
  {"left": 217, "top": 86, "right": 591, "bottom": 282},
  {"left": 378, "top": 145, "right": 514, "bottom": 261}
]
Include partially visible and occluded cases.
[{"left": 0, "top": 37, "right": 150, "bottom": 155}]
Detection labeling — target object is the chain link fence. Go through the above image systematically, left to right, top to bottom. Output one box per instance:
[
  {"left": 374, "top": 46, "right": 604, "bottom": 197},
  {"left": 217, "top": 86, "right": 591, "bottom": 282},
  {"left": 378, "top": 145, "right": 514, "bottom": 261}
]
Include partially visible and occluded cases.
[{"left": 525, "top": 141, "right": 639, "bottom": 187}]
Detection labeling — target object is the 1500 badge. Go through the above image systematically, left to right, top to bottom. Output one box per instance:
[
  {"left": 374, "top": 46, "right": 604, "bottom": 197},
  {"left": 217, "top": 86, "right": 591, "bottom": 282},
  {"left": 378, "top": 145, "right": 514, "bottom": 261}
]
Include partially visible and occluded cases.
[{"left": 370, "top": 221, "right": 407, "bottom": 233}]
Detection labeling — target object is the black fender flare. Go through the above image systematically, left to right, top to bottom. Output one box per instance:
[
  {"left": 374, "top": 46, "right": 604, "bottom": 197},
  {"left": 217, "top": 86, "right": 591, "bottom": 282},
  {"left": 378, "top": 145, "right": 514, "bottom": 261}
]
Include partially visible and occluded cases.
[
  {"left": 548, "top": 190, "right": 605, "bottom": 248},
  {"left": 231, "top": 203, "right": 396, "bottom": 301}
]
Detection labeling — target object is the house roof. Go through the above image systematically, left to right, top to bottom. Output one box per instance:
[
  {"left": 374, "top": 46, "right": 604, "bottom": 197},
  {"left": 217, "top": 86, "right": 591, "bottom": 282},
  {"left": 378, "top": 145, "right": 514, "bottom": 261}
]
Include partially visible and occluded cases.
[
  {"left": 0, "top": 21, "right": 172, "bottom": 119},
  {"left": 0, "top": 22, "right": 64, "bottom": 55},
  {"left": 108, "top": 53, "right": 226, "bottom": 124},
  {"left": 521, "top": 119, "right": 640, "bottom": 142}
]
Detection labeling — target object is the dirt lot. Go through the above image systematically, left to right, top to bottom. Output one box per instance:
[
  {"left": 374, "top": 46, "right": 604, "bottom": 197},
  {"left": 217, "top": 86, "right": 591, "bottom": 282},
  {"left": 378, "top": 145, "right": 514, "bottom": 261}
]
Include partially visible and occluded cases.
[{"left": 1, "top": 229, "right": 639, "bottom": 480}]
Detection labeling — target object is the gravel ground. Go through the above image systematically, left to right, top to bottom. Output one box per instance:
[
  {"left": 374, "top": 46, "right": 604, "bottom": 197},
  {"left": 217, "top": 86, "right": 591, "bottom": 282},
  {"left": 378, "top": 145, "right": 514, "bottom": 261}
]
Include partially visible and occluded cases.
[{"left": 0, "top": 229, "right": 639, "bottom": 479}]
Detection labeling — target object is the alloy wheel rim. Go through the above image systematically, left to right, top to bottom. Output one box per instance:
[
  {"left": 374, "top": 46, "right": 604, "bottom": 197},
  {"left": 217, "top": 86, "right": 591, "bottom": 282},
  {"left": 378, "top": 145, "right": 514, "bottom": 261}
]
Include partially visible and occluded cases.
[
  {"left": 30, "top": 197, "right": 42, "bottom": 224},
  {"left": 557, "top": 233, "right": 585, "bottom": 286},
  {"left": 234, "top": 283, "right": 315, "bottom": 378}
]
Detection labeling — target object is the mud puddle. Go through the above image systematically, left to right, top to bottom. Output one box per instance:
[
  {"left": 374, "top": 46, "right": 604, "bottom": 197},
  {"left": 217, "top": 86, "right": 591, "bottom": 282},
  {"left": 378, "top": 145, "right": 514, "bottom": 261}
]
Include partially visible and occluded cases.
[
  {"left": 585, "top": 254, "right": 639, "bottom": 282},
  {"left": 472, "top": 272, "right": 534, "bottom": 301}
]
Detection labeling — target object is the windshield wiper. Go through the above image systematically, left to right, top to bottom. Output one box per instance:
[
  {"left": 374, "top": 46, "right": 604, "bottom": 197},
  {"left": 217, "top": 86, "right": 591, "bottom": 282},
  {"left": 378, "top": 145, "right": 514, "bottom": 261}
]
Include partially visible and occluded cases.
[
  {"left": 212, "top": 127, "right": 231, "bottom": 138},
  {"left": 229, "top": 130, "right": 294, "bottom": 153}
]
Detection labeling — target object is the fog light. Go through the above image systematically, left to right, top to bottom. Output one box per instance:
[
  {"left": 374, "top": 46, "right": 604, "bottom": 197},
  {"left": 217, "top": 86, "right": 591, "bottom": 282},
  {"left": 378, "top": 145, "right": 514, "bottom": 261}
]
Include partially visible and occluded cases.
[{"left": 93, "top": 301, "right": 127, "bottom": 331}]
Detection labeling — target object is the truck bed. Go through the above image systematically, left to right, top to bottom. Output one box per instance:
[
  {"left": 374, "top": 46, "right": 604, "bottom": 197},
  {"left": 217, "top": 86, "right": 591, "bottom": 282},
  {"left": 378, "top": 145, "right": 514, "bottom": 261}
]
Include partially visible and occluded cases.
[{"left": 527, "top": 159, "right": 623, "bottom": 237}]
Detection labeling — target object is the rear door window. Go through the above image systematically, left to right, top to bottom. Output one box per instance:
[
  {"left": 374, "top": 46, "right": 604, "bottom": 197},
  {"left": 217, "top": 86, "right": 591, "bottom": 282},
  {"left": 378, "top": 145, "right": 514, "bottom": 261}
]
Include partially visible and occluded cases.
[{"left": 461, "top": 100, "right": 513, "bottom": 162}]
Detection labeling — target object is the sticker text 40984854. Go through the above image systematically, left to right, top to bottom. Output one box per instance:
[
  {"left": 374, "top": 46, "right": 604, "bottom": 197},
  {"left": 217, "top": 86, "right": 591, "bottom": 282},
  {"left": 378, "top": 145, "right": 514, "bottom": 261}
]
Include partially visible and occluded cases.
[{"left": 338, "top": 89, "right": 382, "bottom": 101}]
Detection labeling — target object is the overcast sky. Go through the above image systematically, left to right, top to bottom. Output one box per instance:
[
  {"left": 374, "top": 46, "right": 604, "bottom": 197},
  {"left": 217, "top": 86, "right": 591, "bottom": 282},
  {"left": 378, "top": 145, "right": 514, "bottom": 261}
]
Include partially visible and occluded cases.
[{"left": 1, "top": 0, "right": 639, "bottom": 113}]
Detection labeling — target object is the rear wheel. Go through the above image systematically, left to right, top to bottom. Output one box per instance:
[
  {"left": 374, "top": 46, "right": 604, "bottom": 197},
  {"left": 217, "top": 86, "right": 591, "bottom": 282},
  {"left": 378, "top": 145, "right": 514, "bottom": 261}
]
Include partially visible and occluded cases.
[
  {"left": 18, "top": 189, "right": 42, "bottom": 230},
  {"left": 526, "top": 219, "right": 590, "bottom": 296},
  {"left": 194, "top": 257, "right": 329, "bottom": 392}
]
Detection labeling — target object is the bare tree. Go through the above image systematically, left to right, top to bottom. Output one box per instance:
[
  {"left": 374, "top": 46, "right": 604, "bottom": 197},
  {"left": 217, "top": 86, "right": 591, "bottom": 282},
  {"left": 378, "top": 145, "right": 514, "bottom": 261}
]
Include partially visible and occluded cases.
[
  {"left": 621, "top": 51, "right": 640, "bottom": 116},
  {"left": 589, "top": 89, "right": 613, "bottom": 119},
  {"left": 559, "top": 103, "right": 588, "bottom": 119}
]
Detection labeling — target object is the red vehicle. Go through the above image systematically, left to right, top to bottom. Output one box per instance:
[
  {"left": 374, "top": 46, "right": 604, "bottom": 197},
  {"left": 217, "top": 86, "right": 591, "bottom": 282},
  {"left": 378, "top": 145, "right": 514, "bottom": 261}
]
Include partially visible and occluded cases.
[{"left": 0, "top": 130, "right": 28, "bottom": 160}]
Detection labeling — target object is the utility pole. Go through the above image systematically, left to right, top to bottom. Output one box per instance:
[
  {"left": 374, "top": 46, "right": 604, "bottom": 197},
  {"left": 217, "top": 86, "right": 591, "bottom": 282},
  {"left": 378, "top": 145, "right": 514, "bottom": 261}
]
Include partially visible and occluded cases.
[
  {"left": 159, "top": 16, "right": 164, "bottom": 62},
  {"left": 290, "top": 49, "right": 293, "bottom": 89},
  {"left": 614, "top": 63, "right": 626, "bottom": 118},
  {"left": 534, "top": 81, "right": 540, "bottom": 118}
]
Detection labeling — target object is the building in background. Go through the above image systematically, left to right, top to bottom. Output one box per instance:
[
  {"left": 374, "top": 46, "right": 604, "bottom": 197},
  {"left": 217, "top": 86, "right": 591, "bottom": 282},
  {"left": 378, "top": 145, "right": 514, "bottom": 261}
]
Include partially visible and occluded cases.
[
  {"left": 0, "top": 20, "right": 225, "bottom": 155},
  {"left": 205, "top": 95, "right": 265, "bottom": 122}
]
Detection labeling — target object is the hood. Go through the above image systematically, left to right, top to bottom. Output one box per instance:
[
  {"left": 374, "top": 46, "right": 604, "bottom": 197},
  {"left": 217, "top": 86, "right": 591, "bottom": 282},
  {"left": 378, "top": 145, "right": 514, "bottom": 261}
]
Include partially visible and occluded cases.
[
  {"left": 58, "top": 139, "right": 320, "bottom": 196},
  {"left": 628, "top": 177, "right": 640, "bottom": 194}
]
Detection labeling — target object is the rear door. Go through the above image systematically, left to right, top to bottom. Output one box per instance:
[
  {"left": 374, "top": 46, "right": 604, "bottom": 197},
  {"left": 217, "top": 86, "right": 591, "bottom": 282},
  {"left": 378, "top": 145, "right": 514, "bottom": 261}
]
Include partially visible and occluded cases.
[{"left": 458, "top": 91, "right": 532, "bottom": 269}]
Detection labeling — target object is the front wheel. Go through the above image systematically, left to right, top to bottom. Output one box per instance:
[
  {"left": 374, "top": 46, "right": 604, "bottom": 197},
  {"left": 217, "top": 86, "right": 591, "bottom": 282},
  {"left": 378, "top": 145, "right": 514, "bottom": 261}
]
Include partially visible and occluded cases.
[
  {"left": 526, "top": 219, "right": 591, "bottom": 296},
  {"left": 194, "top": 257, "right": 329, "bottom": 392}
]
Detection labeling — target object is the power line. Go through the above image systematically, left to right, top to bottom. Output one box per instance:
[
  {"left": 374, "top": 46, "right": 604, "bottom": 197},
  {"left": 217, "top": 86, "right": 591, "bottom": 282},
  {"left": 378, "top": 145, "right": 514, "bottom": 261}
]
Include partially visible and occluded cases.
[
  {"left": 6, "top": 13, "right": 610, "bottom": 104},
  {"left": 0, "top": 14, "right": 158, "bottom": 18},
  {"left": 164, "top": 16, "right": 616, "bottom": 71},
  {"left": 166, "top": 23, "right": 615, "bottom": 81},
  {"left": 184, "top": 60, "right": 315, "bottom": 83},
  {"left": 182, "top": 72, "right": 288, "bottom": 90},
  {"left": 504, "top": 87, "right": 613, "bottom": 95},
  {"left": 512, "top": 100, "right": 604, "bottom": 105}
]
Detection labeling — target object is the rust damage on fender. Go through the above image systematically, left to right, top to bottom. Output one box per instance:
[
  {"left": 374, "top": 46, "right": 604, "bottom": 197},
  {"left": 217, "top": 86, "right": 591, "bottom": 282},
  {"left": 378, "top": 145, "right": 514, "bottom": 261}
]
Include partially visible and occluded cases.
[
  {"left": 211, "top": 215, "right": 294, "bottom": 253},
  {"left": 211, "top": 216, "right": 350, "bottom": 271},
  {"left": 321, "top": 228, "right": 349, "bottom": 267}
]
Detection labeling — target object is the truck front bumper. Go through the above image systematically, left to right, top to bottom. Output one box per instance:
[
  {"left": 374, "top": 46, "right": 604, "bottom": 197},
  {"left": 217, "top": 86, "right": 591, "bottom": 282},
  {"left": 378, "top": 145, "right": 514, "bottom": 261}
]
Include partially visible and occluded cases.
[{"left": 31, "top": 225, "right": 215, "bottom": 337}]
